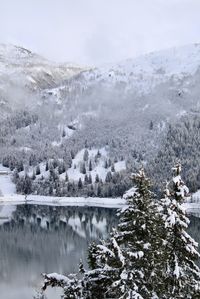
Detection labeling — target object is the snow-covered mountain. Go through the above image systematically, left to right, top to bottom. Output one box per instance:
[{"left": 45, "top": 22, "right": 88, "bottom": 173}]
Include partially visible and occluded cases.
[
  {"left": 0, "top": 43, "right": 87, "bottom": 118},
  {"left": 1, "top": 43, "right": 200, "bottom": 196},
  {"left": 41, "top": 43, "right": 200, "bottom": 140},
  {"left": 45, "top": 43, "right": 200, "bottom": 100},
  {"left": 88, "top": 43, "right": 200, "bottom": 92},
  {"left": 0, "top": 44, "right": 86, "bottom": 88}
]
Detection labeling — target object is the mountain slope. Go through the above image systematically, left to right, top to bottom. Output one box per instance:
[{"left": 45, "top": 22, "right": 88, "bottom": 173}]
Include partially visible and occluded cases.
[
  {"left": 1, "top": 43, "right": 200, "bottom": 196},
  {"left": 62, "top": 43, "right": 200, "bottom": 96},
  {"left": 0, "top": 44, "right": 88, "bottom": 118}
]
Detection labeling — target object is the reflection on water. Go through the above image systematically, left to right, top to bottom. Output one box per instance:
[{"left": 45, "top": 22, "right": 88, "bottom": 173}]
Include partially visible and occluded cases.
[
  {"left": 0, "top": 204, "right": 118, "bottom": 299},
  {"left": 1, "top": 204, "right": 200, "bottom": 299},
  {"left": 188, "top": 215, "right": 200, "bottom": 266}
]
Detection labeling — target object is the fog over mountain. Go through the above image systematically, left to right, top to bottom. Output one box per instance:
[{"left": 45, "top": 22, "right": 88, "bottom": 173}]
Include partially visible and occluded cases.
[
  {"left": 1, "top": 0, "right": 200, "bottom": 65},
  {"left": 1, "top": 42, "right": 200, "bottom": 197}
]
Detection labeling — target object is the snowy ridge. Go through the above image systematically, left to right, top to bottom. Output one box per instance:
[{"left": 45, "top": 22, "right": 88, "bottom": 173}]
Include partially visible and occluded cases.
[
  {"left": 0, "top": 43, "right": 87, "bottom": 109},
  {"left": 0, "top": 43, "right": 40, "bottom": 64},
  {"left": 80, "top": 43, "right": 200, "bottom": 95},
  {"left": 115, "top": 43, "right": 200, "bottom": 76}
]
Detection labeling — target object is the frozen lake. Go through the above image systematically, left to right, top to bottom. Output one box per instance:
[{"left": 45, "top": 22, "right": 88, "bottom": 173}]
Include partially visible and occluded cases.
[{"left": 0, "top": 204, "right": 118, "bottom": 299}]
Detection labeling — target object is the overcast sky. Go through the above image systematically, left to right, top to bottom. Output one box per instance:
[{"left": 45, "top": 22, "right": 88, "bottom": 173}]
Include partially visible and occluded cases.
[{"left": 0, "top": 0, "right": 200, "bottom": 65}]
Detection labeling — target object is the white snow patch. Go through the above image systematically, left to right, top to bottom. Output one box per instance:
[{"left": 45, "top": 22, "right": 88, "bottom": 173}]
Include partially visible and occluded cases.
[
  {"left": 67, "top": 147, "right": 126, "bottom": 183},
  {"left": 114, "top": 161, "right": 126, "bottom": 172},
  {"left": 0, "top": 164, "right": 16, "bottom": 196},
  {"left": 0, "top": 195, "right": 126, "bottom": 208}
]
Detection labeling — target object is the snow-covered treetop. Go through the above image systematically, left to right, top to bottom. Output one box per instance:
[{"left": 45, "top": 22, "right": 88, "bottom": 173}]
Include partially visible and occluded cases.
[
  {"left": 172, "top": 162, "right": 181, "bottom": 176},
  {"left": 164, "top": 163, "right": 189, "bottom": 204},
  {"left": 172, "top": 163, "right": 189, "bottom": 202},
  {"left": 123, "top": 187, "right": 137, "bottom": 200}
]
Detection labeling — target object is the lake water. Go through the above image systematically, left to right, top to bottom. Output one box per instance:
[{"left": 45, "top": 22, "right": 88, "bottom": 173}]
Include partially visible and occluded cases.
[
  {"left": 0, "top": 203, "right": 199, "bottom": 299},
  {"left": 0, "top": 204, "right": 118, "bottom": 299}
]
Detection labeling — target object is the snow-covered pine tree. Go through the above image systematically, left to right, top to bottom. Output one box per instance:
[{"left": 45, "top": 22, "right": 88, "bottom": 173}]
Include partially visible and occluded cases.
[
  {"left": 83, "top": 149, "right": 89, "bottom": 161},
  {"left": 89, "top": 159, "right": 92, "bottom": 171},
  {"left": 45, "top": 161, "right": 49, "bottom": 171},
  {"left": 80, "top": 162, "right": 86, "bottom": 174},
  {"left": 160, "top": 163, "right": 200, "bottom": 298},
  {"left": 36, "top": 165, "right": 41, "bottom": 175},
  {"left": 40, "top": 168, "right": 163, "bottom": 299},
  {"left": 112, "top": 168, "right": 163, "bottom": 298},
  {"left": 88, "top": 173, "right": 92, "bottom": 184},
  {"left": 84, "top": 174, "right": 89, "bottom": 185},
  {"left": 95, "top": 174, "right": 100, "bottom": 183},
  {"left": 78, "top": 178, "right": 83, "bottom": 189}
]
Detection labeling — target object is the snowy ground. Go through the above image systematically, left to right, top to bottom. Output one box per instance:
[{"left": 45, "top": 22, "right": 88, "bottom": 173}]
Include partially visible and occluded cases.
[
  {"left": 18, "top": 147, "right": 126, "bottom": 184},
  {"left": 1, "top": 163, "right": 200, "bottom": 211},
  {"left": 0, "top": 164, "right": 16, "bottom": 196},
  {"left": 0, "top": 164, "right": 125, "bottom": 208},
  {"left": 0, "top": 194, "right": 126, "bottom": 208}
]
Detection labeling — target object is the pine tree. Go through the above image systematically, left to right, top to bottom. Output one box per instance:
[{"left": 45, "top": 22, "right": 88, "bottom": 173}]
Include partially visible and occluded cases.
[
  {"left": 149, "top": 121, "right": 154, "bottom": 130},
  {"left": 62, "top": 129, "right": 66, "bottom": 138},
  {"left": 83, "top": 149, "right": 89, "bottom": 162},
  {"left": 70, "top": 150, "right": 75, "bottom": 159},
  {"left": 97, "top": 150, "right": 101, "bottom": 158},
  {"left": 29, "top": 153, "right": 37, "bottom": 166},
  {"left": 114, "top": 157, "right": 118, "bottom": 163},
  {"left": 108, "top": 158, "right": 112, "bottom": 167},
  {"left": 53, "top": 159, "right": 58, "bottom": 169},
  {"left": 9, "top": 160, "right": 15, "bottom": 171},
  {"left": 17, "top": 160, "right": 24, "bottom": 172},
  {"left": 89, "top": 160, "right": 92, "bottom": 171},
  {"left": 104, "top": 160, "right": 108, "bottom": 169},
  {"left": 45, "top": 161, "right": 49, "bottom": 172},
  {"left": 58, "top": 162, "right": 65, "bottom": 174},
  {"left": 80, "top": 162, "right": 86, "bottom": 174},
  {"left": 111, "top": 163, "right": 115, "bottom": 172},
  {"left": 160, "top": 163, "right": 200, "bottom": 298},
  {"left": 49, "top": 164, "right": 56, "bottom": 181},
  {"left": 36, "top": 165, "right": 41, "bottom": 175},
  {"left": 40, "top": 166, "right": 200, "bottom": 299},
  {"left": 41, "top": 168, "right": 163, "bottom": 299},
  {"left": 110, "top": 168, "right": 163, "bottom": 298},
  {"left": 12, "top": 169, "right": 19, "bottom": 183},
  {"left": 84, "top": 169, "right": 165, "bottom": 298},
  {"left": 32, "top": 170, "right": 36, "bottom": 180},
  {"left": 105, "top": 171, "right": 112, "bottom": 183},
  {"left": 65, "top": 172, "right": 69, "bottom": 182},
  {"left": 84, "top": 174, "right": 89, "bottom": 185},
  {"left": 88, "top": 174, "right": 92, "bottom": 184},
  {"left": 95, "top": 174, "right": 100, "bottom": 183},
  {"left": 23, "top": 175, "right": 32, "bottom": 194},
  {"left": 78, "top": 178, "right": 83, "bottom": 189},
  {"left": 88, "top": 184, "right": 94, "bottom": 197},
  {"left": 96, "top": 184, "right": 102, "bottom": 197},
  {"left": 49, "top": 185, "right": 53, "bottom": 195}
]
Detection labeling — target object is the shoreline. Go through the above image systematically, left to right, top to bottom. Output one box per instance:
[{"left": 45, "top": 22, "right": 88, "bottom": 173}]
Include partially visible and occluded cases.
[
  {"left": 0, "top": 194, "right": 126, "bottom": 208},
  {"left": 1, "top": 195, "right": 200, "bottom": 211}
]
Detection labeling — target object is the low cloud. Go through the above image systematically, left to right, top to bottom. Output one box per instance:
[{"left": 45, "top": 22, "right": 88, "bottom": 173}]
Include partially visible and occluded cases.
[{"left": 0, "top": 0, "right": 200, "bottom": 65}]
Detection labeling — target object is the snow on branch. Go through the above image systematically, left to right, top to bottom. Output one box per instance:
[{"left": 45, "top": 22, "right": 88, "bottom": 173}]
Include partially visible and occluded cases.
[
  {"left": 111, "top": 237, "right": 125, "bottom": 267},
  {"left": 42, "top": 273, "right": 73, "bottom": 290}
]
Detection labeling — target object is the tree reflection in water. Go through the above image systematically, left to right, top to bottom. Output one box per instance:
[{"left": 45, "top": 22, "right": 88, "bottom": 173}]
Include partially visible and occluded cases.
[{"left": 0, "top": 204, "right": 118, "bottom": 299}]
